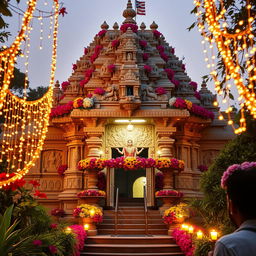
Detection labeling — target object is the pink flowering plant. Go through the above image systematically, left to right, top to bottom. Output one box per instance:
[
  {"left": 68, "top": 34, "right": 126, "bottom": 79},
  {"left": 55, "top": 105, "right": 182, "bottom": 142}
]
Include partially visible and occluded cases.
[
  {"left": 221, "top": 162, "right": 256, "bottom": 189},
  {"left": 70, "top": 225, "right": 87, "bottom": 256},
  {"left": 172, "top": 228, "right": 195, "bottom": 256}
]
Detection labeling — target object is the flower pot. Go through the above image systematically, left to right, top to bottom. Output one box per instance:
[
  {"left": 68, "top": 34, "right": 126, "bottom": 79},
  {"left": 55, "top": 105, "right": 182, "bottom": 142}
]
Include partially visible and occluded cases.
[
  {"left": 158, "top": 196, "right": 181, "bottom": 214},
  {"left": 82, "top": 217, "right": 97, "bottom": 236}
]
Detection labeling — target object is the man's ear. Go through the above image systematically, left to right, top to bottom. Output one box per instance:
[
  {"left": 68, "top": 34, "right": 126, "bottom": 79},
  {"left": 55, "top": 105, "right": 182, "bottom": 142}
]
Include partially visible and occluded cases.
[{"left": 228, "top": 198, "right": 238, "bottom": 215}]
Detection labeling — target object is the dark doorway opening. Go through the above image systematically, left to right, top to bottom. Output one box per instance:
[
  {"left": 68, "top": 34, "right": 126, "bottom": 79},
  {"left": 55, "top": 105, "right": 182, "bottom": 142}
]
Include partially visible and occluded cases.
[{"left": 112, "top": 148, "right": 148, "bottom": 200}]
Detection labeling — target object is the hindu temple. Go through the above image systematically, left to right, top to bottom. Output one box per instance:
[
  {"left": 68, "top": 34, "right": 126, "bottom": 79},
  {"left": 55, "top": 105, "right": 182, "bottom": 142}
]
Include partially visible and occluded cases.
[{"left": 25, "top": 1, "right": 234, "bottom": 254}]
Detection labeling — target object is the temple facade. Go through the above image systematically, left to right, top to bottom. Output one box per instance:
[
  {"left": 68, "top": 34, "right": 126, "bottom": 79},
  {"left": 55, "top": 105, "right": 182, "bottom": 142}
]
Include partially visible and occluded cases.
[{"left": 26, "top": 0, "right": 234, "bottom": 215}]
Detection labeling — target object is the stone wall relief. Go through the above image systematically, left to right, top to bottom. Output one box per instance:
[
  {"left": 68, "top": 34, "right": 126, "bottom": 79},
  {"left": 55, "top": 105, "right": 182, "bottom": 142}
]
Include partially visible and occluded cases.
[
  {"left": 103, "top": 84, "right": 119, "bottom": 101},
  {"left": 141, "top": 84, "right": 157, "bottom": 101},
  {"left": 41, "top": 150, "right": 63, "bottom": 173}
]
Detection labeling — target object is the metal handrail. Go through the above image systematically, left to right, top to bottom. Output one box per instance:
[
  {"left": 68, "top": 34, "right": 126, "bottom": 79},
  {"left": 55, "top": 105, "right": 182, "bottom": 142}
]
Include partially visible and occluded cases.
[
  {"left": 143, "top": 185, "right": 148, "bottom": 236},
  {"left": 114, "top": 187, "right": 119, "bottom": 236}
]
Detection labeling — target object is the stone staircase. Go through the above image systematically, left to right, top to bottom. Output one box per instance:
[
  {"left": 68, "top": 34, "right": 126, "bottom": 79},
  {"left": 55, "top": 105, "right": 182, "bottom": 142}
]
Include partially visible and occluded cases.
[{"left": 82, "top": 201, "right": 184, "bottom": 256}]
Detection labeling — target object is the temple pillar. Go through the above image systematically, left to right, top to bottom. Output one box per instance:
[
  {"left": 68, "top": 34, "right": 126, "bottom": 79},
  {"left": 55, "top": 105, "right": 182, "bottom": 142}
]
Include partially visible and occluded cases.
[
  {"left": 84, "top": 127, "right": 104, "bottom": 191},
  {"left": 156, "top": 127, "right": 176, "bottom": 158},
  {"left": 58, "top": 134, "right": 84, "bottom": 217}
]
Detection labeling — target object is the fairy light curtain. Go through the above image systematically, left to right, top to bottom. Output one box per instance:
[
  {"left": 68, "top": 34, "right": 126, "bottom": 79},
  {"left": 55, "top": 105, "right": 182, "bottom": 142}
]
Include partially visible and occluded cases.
[
  {"left": 0, "top": 0, "right": 59, "bottom": 188},
  {"left": 194, "top": 0, "right": 255, "bottom": 134}
]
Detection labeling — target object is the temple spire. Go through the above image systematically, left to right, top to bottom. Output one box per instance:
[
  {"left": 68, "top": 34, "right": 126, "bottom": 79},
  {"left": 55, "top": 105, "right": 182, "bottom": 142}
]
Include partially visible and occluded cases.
[{"left": 122, "top": 0, "right": 137, "bottom": 24}]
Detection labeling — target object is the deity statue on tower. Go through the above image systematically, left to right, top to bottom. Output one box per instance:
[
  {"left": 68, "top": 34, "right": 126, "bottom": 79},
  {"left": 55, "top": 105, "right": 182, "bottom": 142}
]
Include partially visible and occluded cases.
[{"left": 116, "top": 139, "right": 144, "bottom": 158}]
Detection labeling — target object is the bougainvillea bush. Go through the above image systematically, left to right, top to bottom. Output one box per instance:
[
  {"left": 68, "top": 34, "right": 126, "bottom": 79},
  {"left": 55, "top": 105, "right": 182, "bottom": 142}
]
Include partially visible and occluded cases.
[{"left": 0, "top": 178, "right": 77, "bottom": 256}]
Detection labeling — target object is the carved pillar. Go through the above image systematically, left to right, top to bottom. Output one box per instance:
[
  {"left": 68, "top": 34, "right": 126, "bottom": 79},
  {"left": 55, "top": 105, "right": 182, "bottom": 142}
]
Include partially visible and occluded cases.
[
  {"left": 84, "top": 127, "right": 104, "bottom": 158},
  {"left": 84, "top": 127, "right": 104, "bottom": 190},
  {"left": 156, "top": 127, "right": 176, "bottom": 158},
  {"left": 58, "top": 135, "right": 84, "bottom": 215}
]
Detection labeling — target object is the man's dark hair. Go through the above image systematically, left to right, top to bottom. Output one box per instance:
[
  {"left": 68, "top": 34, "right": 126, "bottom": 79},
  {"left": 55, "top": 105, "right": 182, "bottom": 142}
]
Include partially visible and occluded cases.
[{"left": 226, "top": 167, "right": 256, "bottom": 219}]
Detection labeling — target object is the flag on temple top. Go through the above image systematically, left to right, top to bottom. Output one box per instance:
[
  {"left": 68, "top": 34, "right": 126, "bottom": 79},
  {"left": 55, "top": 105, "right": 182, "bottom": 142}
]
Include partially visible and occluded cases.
[{"left": 135, "top": 0, "right": 146, "bottom": 15}]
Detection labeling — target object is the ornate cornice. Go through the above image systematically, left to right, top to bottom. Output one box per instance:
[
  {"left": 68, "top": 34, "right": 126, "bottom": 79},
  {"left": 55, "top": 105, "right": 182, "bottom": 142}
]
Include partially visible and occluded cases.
[{"left": 70, "top": 109, "right": 189, "bottom": 118}]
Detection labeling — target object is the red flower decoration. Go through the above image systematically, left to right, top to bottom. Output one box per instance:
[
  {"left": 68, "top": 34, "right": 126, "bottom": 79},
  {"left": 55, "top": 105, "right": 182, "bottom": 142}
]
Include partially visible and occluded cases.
[
  {"left": 59, "top": 7, "right": 67, "bottom": 17},
  {"left": 120, "top": 23, "right": 138, "bottom": 33},
  {"left": 97, "top": 30, "right": 107, "bottom": 37},
  {"left": 153, "top": 30, "right": 162, "bottom": 38},
  {"left": 111, "top": 40, "right": 120, "bottom": 48},
  {"left": 139, "top": 40, "right": 147, "bottom": 48},
  {"left": 84, "top": 47, "right": 88, "bottom": 55},
  {"left": 142, "top": 53, "right": 149, "bottom": 61},
  {"left": 72, "top": 64, "right": 77, "bottom": 71},
  {"left": 107, "top": 64, "right": 115, "bottom": 73},
  {"left": 144, "top": 65, "right": 152, "bottom": 73},
  {"left": 61, "top": 81, "right": 70, "bottom": 91},
  {"left": 155, "top": 87, "right": 167, "bottom": 95},
  {"left": 94, "top": 88, "right": 105, "bottom": 95},
  {"left": 57, "top": 164, "right": 68, "bottom": 176},
  {"left": 28, "top": 180, "right": 40, "bottom": 187},
  {"left": 34, "top": 190, "right": 47, "bottom": 199},
  {"left": 50, "top": 223, "right": 58, "bottom": 229},
  {"left": 33, "top": 240, "right": 42, "bottom": 246},
  {"left": 49, "top": 245, "right": 57, "bottom": 254}
]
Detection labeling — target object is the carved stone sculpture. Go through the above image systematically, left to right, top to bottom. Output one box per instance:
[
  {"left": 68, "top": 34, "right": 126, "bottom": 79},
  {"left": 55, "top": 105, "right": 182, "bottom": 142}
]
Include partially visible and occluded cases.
[
  {"left": 103, "top": 84, "right": 119, "bottom": 101},
  {"left": 141, "top": 85, "right": 157, "bottom": 101}
]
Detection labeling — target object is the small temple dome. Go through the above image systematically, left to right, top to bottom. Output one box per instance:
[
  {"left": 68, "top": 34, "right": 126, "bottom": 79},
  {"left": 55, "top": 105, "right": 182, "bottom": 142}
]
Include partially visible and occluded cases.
[
  {"left": 123, "top": 0, "right": 136, "bottom": 24},
  {"left": 101, "top": 21, "right": 109, "bottom": 30},
  {"left": 150, "top": 21, "right": 158, "bottom": 30},
  {"left": 113, "top": 22, "right": 119, "bottom": 30},
  {"left": 140, "top": 22, "right": 146, "bottom": 30}
]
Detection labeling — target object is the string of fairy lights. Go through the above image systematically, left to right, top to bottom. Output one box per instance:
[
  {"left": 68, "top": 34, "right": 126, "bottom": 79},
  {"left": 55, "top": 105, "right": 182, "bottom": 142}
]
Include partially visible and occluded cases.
[
  {"left": 0, "top": 0, "right": 59, "bottom": 188},
  {"left": 194, "top": 0, "right": 256, "bottom": 134}
]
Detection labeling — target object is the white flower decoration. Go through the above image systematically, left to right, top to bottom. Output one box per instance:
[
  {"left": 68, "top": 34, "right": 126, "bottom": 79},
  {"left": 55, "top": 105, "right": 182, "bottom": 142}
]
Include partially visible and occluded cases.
[
  {"left": 169, "top": 97, "right": 176, "bottom": 107},
  {"left": 83, "top": 98, "right": 94, "bottom": 109}
]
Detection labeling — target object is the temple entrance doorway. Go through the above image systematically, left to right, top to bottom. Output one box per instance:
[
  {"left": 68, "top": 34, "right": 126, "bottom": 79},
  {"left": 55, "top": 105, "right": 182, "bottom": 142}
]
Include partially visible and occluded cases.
[{"left": 112, "top": 148, "right": 148, "bottom": 200}]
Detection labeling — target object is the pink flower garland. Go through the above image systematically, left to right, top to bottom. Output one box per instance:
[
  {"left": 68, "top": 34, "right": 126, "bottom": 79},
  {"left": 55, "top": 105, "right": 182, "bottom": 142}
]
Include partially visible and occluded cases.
[
  {"left": 120, "top": 23, "right": 138, "bottom": 33},
  {"left": 97, "top": 29, "right": 107, "bottom": 37},
  {"left": 153, "top": 30, "right": 162, "bottom": 38},
  {"left": 111, "top": 39, "right": 120, "bottom": 48},
  {"left": 139, "top": 40, "right": 147, "bottom": 48},
  {"left": 90, "top": 45, "right": 103, "bottom": 63},
  {"left": 142, "top": 53, "right": 149, "bottom": 61},
  {"left": 107, "top": 64, "right": 115, "bottom": 73},
  {"left": 144, "top": 65, "right": 152, "bottom": 73},
  {"left": 80, "top": 68, "right": 94, "bottom": 88},
  {"left": 61, "top": 81, "right": 70, "bottom": 91},
  {"left": 189, "top": 81, "right": 198, "bottom": 91},
  {"left": 94, "top": 87, "right": 105, "bottom": 95},
  {"left": 155, "top": 87, "right": 167, "bottom": 95},
  {"left": 172, "top": 98, "right": 214, "bottom": 120},
  {"left": 50, "top": 101, "right": 74, "bottom": 118},
  {"left": 221, "top": 162, "right": 256, "bottom": 189},
  {"left": 70, "top": 225, "right": 87, "bottom": 256},
  {"left": 172, "top": 228, "right": 194, "bottom": 256}
]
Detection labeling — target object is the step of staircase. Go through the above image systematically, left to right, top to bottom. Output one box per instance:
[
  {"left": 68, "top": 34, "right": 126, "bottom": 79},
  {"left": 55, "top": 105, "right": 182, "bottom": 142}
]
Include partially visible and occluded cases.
[{"left": 82, "top": 236, "right": 184, "bottom": 256}]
